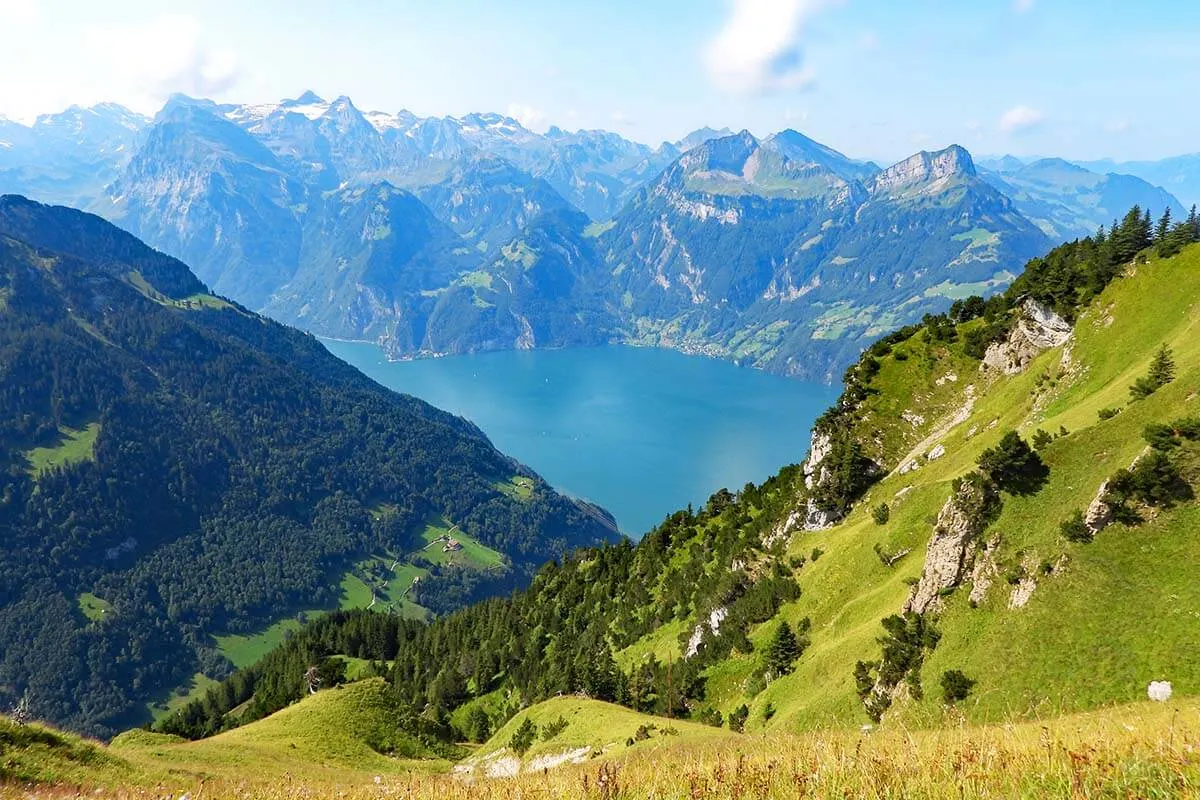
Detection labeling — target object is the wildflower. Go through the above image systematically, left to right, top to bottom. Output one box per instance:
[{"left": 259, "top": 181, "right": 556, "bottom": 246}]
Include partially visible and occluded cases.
[
  {"left": 1147, "top": 681, "right": 1173, "bottom": 702},
  {"left": 860, "top": 724, "right": 874, "bottom": 734},
  {"left": 373, "top": 775, "right": 382, "bottom": 785}
]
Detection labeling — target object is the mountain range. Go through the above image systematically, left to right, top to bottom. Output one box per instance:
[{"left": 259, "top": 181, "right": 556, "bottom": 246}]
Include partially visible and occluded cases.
[{"left": 0, "top": 95, "right": 1188, "bottom": 379}]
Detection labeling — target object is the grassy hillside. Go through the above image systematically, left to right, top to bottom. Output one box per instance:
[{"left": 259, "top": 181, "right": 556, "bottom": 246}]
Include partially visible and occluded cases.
[
  {"left": 723, "top": 243, "right": 1200, "bottom": 732},
  {"left": 110, "top": 679, "right": 452, "bottom": 785},
  {"left": 5, "top": 693, "right": 1197, "bottom": 797},
  {"left": 462, "top": 696, "right": 731, "bottom": 777}
]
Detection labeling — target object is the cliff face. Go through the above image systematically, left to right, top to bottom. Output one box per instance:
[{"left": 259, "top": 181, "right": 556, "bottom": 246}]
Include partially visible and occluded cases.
[
  {"left": 869, "top": 145, "right": 976, "bottom": 200},
  {"left": 982, "top": 299, "right": 1073, "bottom": 375},
  {"left": 904, "top": 478, "right": 997, "bottom": 615}
]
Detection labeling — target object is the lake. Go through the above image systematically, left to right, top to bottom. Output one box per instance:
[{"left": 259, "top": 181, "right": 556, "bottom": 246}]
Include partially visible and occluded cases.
[{"left": 323, "top": 342, "right": 838, "bottom": 536}]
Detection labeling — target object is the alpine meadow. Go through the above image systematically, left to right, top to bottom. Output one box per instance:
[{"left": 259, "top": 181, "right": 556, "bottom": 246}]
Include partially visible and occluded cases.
[{"left": 2, "top": 2, "right": 1200, "bottom": 798}]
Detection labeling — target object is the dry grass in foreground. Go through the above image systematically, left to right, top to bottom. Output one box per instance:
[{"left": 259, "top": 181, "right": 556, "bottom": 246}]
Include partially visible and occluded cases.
[{"left": 3, "top": 700, "right": 1199, "bottom": 799}]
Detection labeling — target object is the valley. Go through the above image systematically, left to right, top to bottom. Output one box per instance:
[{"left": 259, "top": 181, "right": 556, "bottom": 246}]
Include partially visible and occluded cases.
[{"left": 3, "top": 3, "right": 1200, "bottom": 792}]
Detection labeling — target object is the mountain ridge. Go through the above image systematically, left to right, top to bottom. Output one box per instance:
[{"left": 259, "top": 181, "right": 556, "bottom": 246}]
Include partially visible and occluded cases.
[{"left": 0, "top": 195, "right": 616, "bottom": 737}]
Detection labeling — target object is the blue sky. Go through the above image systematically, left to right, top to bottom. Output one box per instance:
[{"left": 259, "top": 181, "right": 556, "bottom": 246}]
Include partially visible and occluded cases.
[{"left": 0, "top": 0, "right": 1196, "bottom": 162}]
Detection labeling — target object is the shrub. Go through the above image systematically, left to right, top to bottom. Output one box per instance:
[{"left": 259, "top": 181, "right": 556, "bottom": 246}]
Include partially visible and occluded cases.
[
  {"left": 1130, "top": 345, "right": 1176, "bottom": 400},
  {"left": 1098, "top": 407, "right": 1121, "bottom": 421},
  {"left": 1176, "top": 417, "right": 1200, "bottom": 440},
  {"left": 1144, "top": 423, "right": 1181, "bottom": 451},
  {"left": 1032, "top": 429, "right": 1053, "bottom": 450},
  {"left": 977, "top": 431, "right": 1049, "bottom": 494},
  {"left": 871, "top": 502, "right": 890, "bottom": 525},
  {"left": 1060, "top": 510, "right": 1092, "bottom": 543},
  {"left": 810, "top": 547, "right": 825, "bottom": 562},
  {"left": 941, "top": 670, "right": 976, "bottom": 704},
  {"left": 762, "top": 702, "right": 776, "bottom": 721},
  {"left": 728, "top": 704, "right": 749, "bottom": 733},
  {"left": 465, "top": 706, "right": 492, "bottom": 743},
  {"left": 696, "top": 707, "right": 724, "bottom": 728},
  {"left": 541, "top": 715, "right": 569, "bottom": 741},
  {"left": 509, "top": 718, "right": 538, "bottom": 755},
  {"left": 634, "top": 724, "right": 653, "bottom": 741}
]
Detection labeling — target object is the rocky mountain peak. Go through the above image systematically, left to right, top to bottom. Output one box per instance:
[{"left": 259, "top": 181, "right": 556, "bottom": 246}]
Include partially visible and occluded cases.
[
  {"left": 679, "top": 130, "right": 760, "bottom": 175},
  {"left": 871, "top": 145, "right": 976, "bottom": 197}
]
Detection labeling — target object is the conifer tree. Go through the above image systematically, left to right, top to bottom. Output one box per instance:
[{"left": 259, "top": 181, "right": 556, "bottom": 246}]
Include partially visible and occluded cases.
[
  {"left": 1155, "top": 207, "right": 1172, "bottom": 244},
  {"left": 765, "top": 620, "right": 801, "bottom": 678}
]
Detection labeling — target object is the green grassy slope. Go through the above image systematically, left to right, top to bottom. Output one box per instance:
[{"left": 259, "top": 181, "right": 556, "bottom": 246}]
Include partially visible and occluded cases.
[
  {"left": 689, "top": 244, "right": 1200, "bottom": 731},
  {"left": 111, "top": 679, "right": 450, "bottom": 783},
  {"left": 8, "top": 692, "right": 1198, "bottom": 797},
  {"left": 466, "top": 696, "right": 732, "bottom": 774},
  {"left": 0, "top": 717, "right": 147, "bottom": 788}
]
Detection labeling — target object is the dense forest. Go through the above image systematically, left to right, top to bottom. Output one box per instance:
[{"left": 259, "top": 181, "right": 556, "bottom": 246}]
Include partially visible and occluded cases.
[
  {"left": 0, "top": 196, "right": 616, "bottom": 737},
  {"left": 158, "top": 203, "right": 1199, "bottom": 747},
  {"left": 160, "top": 473, "right": 808, "bottom": 740}
]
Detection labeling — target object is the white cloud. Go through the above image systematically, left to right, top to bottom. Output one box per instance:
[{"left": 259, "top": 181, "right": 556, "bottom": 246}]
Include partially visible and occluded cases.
[
  {"left": 0, "top": 0, "right": 37, "bottom": 24},
  {"left": 705, "top": 0, "right": 833, "bottom": 94},
  {"left": 1013, "top": 0, "right": 1035, "bottom": 11},
  {"left": 83, "top": 14, "right": 241, "bottom": 113},
  {"left": 859, "top": 31, "right": 879, "bottom": 51},
  {"left": 507, "top": 103, "right": 547, "bottom": 132},
  {"left": 999, "top": 105, "right": 1044, "bottom": 133},
  {"left": 964, "top": 119, "right": 982, "bottom": 132},
  {"left": 1104, "top": 119, "right": 1132, "bottom": 134}
]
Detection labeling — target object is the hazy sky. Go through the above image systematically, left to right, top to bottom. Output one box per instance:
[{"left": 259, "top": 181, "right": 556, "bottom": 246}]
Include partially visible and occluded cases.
[{"left": 0, "top": 0, "right": 1196, "bottom": 163}]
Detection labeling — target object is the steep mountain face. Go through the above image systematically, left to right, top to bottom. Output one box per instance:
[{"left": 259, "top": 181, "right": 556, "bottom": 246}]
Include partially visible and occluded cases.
[
  {"left": 103, "top": 98, "right": 306, "bottom": 307},
  {"left": 539, "top": 126, "right": 678, "bottom": 220},
  {"left": 602, "top": 136, "right": 1051, "bottom": 378},
  {"left": 416, "top": 155, "right": 576, "bottom": 254},
  {"left": 982, "top": 157, "right": 1185, "bottom": 238},
  {"left": 262, "top": 183, "right": 470, "bottom": 347},
  {"left": 0, "top": 196, "right": 616, "bottom": 737},
  {"left": 420, "top": 208, "right": 620, "bottom": 356}
]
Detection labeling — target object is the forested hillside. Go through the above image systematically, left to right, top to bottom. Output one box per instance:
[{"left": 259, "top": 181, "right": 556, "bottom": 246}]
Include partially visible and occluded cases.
[
  {"left": 0, "top": 196, "right": 616, "bottom": 737},
  {"left": 161, "top": 204, "right": 1200, "bottom": 755}
]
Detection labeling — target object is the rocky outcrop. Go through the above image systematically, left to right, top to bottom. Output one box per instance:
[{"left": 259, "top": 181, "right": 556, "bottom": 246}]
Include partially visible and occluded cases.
[
  {"left": 982, "top": 299, "right": 1073, "bottom": 375},
  {"left": 802, "top": 430, "right": 838, "bottom": 530},
  {"left": 1083, "top": 447, "right": 1150, "bottom": 535},
  {"left": 904, "top": 478, "right": 995, "bottom": 615},
  {"left": 1084, "top": 480, "right": 1114, "bottom": 533},
  {"left": 763, "top": 509, "right": 801, "bottom": 548},
  {"left": 967, "top": 537, "right": 1000, "bottom": 606},
  {"left": 1007, "top": 553, "right": 1040, "bottom": 609},
  {"left": 684, "top": 606, "right": 728, "bottom": 659}
]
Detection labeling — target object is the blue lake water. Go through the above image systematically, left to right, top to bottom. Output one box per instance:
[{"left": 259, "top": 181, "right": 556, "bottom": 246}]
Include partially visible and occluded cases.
[{"left": 322, "top": 342, "right": 838, "bottom": 536}]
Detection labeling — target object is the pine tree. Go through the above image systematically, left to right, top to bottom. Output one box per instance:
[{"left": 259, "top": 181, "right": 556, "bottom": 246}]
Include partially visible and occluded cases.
[
  {"left": 1155, "top": 208, "right": 1172, "bottom": 244},
  {"left": 1130, "top": 344, "right": 1176, "bottom": 400},
  {"left": 1148, "top": 344, "right": 1176, "bottom": 386},
  {"left": 977, "top": 431, "right": 1048, "bottom": 494},
  {"left": 765, "top": 621, "right": 801, "bottom": 678}
]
